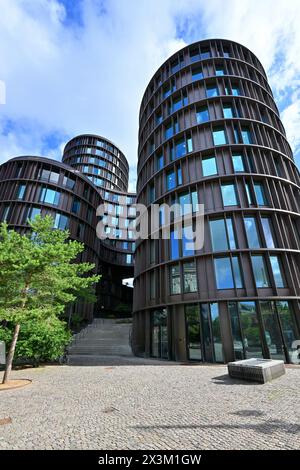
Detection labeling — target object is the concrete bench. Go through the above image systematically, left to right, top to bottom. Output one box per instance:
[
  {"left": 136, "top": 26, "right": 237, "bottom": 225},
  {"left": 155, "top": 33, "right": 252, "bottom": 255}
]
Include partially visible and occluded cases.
[{"left": 228, "top": 358, "right": 285, "bottom": 383}]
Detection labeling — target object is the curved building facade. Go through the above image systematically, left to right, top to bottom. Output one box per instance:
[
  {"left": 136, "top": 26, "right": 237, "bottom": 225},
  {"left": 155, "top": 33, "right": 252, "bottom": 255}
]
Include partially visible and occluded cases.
[
  {"left": 133, "top": 39, "right": 300, "bottom": 363},
  {"left": 0, "top": 156, "right": 102, "bottom": 321}
]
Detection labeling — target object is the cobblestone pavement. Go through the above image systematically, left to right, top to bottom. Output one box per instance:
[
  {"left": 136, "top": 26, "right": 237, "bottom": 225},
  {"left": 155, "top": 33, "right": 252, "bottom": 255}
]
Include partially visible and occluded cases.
[{"left": 0, "top": 358, "right": 299, "bottom": 450}]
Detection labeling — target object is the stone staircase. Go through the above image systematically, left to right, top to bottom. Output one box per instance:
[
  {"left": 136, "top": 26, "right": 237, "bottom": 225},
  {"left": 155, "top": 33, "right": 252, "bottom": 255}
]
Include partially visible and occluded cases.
[{"left": 67, "top": 318, "right": 133, "bottom": 359}]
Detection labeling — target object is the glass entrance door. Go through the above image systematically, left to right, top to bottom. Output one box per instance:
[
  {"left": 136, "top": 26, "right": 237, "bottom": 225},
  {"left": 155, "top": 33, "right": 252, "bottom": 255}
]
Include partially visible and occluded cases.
[{"left": 151, "top": 309, "right": 168, "bottom": 359}]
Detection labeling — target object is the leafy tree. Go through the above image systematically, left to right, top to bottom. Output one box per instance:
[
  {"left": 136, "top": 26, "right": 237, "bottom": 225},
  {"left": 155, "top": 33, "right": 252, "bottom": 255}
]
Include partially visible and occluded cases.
[
  {"left": 0, "top": 215, "right": 100, "bottom": 383},
  {"left": 0, "top": 317, "right": 71, "bottom": 365}
]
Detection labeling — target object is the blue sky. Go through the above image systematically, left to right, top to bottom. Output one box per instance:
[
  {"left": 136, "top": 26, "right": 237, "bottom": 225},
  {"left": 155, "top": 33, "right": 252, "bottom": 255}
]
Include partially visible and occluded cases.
[{"left": 0, "top": 0, "right": 299, "bottom": 191}]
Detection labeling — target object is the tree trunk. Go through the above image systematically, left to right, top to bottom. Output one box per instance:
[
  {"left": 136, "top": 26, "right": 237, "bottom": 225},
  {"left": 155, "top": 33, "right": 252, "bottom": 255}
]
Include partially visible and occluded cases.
[{"left": 2, "top": 323, "right": 20, "bottom": 384}]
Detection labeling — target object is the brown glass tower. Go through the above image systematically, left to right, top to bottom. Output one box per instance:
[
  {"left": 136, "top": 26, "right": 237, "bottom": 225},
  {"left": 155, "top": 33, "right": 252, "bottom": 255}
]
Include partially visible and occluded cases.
[{"left": 133, "top": 39, "right": 300, "bottom": 363}]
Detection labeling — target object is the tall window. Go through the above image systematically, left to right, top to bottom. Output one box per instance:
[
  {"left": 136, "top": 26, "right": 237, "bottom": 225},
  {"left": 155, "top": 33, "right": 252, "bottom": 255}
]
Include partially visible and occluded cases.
[
  {"left": 201, "top": 48, "right": 211, "bottom": 59},
  {"left": 206, "top": 84, "right": 219, "bottom": 98},
  {"left": 223, "top": 104, "right": 234, "bottom": 118},
  {"left": 196, "top": 106, "right": 209, "bottom": 123},
  {"left": 241, "top": 127, "right": 252, "bottom": 144},
  {"left": 213, "top": 128, "right": 227, "bottom": 145},
  {"left": 232, "top": 153, "right": 245, "bottom": 172},
  {"left": 157, "top": 154, "right": 164, "bottom": 171},
  {"left": 202, "top": 156, "right": 217, "bottom": 176},
  {"left": 166, "top": 169, "right": 176, "bottom": 190},
  {"left": 245, "top": 182, "right": 254, "bottom": 205},
  {"left": 254, "top": 182, "right": 267, "bottom": 206},
  {"left": 221, "top": 183, "right": 238, "bottom": 206},
  {"left": 16, "top": 184, "right": 26, "bottom": 200},
  {"left": 149, "top": 184, "right": 155, "bottom": 203},
  {"left": 39, "top": 187, "right": 60, "bottom": 206},
  {"left": 71, "top": 198, "right": 81, "bottom": 214},
  {"left": 2, "top": 205, "right": 10, "bottom": 222},
  {"left": 29, "top": 206, "right": 41, "bottom": 220},
  {"left": 54, "top": 213, "right": 69, "bottom": 230},
  {"left": 210, "top": 217, "right": 236, "bottom": 251},
  {"left": 244, "top": 217, "right": 261, "bottom": 248},
  {"left": 261, "top": 217, "right": 275, "bottom": 248},
  {"left": 182, "top": 225, "right": 195, "bottom": 256},
  {"left": 170, "top": 229, "right": 179, "bottom": 260},
  {"left": 251, "top": 255, "right": 270, "bottom": 287},
  {"left": 214, "top": 256, "right": 243, "bottom": 289},
  {"left": 270, "top": 256, "right": 285, "bottom": 287},
  {"left": 183, "top": 261, "right": 197, "bottom": 292},
  {"left": 170, "top": 265, "right": 181, "bottom": 294}
]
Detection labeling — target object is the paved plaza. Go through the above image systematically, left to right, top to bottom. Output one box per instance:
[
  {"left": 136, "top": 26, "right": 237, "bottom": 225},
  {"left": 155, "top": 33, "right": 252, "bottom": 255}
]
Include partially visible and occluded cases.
[{"left": 0, "top": 357, "right": 299, "bottom": 450}]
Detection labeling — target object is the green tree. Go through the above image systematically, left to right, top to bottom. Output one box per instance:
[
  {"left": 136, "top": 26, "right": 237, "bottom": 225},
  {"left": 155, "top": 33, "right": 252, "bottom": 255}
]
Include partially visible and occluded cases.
[{"left": 0, "top": 215, "right": 100, "bottom": 383}]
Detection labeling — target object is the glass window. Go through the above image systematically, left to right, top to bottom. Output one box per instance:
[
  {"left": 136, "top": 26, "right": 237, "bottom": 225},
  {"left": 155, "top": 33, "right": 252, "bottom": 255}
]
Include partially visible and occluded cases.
[
  {"left": 223, "top": 48, "right": 230, "bottom": 58},
  {"left": 190, "top": 50, "right": 200, "bottom": 62},
  {"left": 216, "top": 66, "right": 224, "bottom": 76},
  {"left": 192, "top": 67, "right": 203, "bottom": 81},
  {"left": 206, "top": 85, "right": 219, "bottom": 98},
  {"left": 232, "top": 85, "right": 240, "bottom": 96},
  {"left": 223, "top": 105, "right": 234, "bottom": 118},
  {"left": 196, "top": 106, "right": 209, "bottom": 124},
  {"left": 165, "top": 124, "right": 173, "bottom": 140},
  {"left": 241, "top": 127, "right": 252, "bottom": 144},
  {"left": 213, "top": 128, "right": 227, "bottom": 146},
  {"left": 187, "top": 136, "right": 193, "bottom": 153},
  {"left": 175, "top": 138, "right": 186, "bottom": 158},
  {"left": 157, "top": 154, "right": 164, "bottom": 171},
  {"left": 232, "top": 154, "right": 245, "bottom": 172},
  {"left": 202, "top": 156, "right": 217, "bottom": 176},
  {"left": 177, "top": 167, "right": 183, "bottom": 185},
  {"left": 166, "top": 170, "right": 176, "bottom": 190},
  {"left": 49, "top": 171, "right": 59, "bottom": 184},
  {"left": 63, "top": 176, "right": 75, "bottom": 189},
  {"left": 245, "top": 182, "right": 254, "bottom": 204},
  {"left": 221, "top": 183, "right": 238, "bottom": 206},
  {"left": 254, "top": 183, "right": 267, "bottom": 206},
  {"left": 16, "top": 184, "right": 26, "bottom": 200},
  {"left": 149, "top": 185, "right": 155, "bottom": 203},
  {"left": 39, "top": 187, "right": 60, "bottom": 206},
  {"left": 179, "top": 192, "right": 192, "bottom": 216},
  {"left": 71, "top": 198, "right": 81, "bottom": 214},
  {"left": 2, "top": 205, "right": 10, "bottom": 222},
  {"left": 28, "top": 207, "right": 41, "bottom": 221},
  {"left": 54, "top": 213, "right": 69, "bottom": 230},
  {"left": 244, "top": 217, "right": 261, "bottom": 248},
  {"left": 261, "top": 217, "right": 275, "bottom": 248},
  {"left": 210, "top": 218, "right": 236, "bottom": 251},
  {"left": 182, "top": 225, "right": 194, "bottom": 257},
  {"left": 170, "top": 229, "right": 179, "bottom": 260},
  {"left": 126, "top": 254, "right": 132, "bottom": 264},
  {"left": 251, "top": 255, "right": 270, "bottom": 287},
  {"left": 214, "top": 256, "right": 242, "bottom": 289},
  {"left": 270, "top": 256, "right": 285, "bottom": 287},
  {"left": 214, "top": 257, "right": 234, "bottom": 289},
  {"left": 232, "top": 257, "right": 243, "bottom": 288},
  {"left": 183, "top": 261, "right": 197, "bottom": 293},
  {"left": 170, "top": 265, "right": 181, "bottom": 294},
  {"left": 150, "top": 271, "right": 155, "bottom": 299},
  {"left": 239, "top": 301, "right": 263, "bottom": 358},
  {"left": 260, "top": 301, "right": 285, "bottom": 360},
  {"left": 276, "top": 301, "right": 299, "bottom": 362},
  {"left": 228, "top": 302, "right": 244, "bottom": 360},
  {"left": 210, "top": 303, "right": 224, "bottom": 362},
  {"left": 185, "top": 304, "right": 202, "bottom": 361},
  {"left": 151, "top": 309, "right": 168, "bottom": 359}
]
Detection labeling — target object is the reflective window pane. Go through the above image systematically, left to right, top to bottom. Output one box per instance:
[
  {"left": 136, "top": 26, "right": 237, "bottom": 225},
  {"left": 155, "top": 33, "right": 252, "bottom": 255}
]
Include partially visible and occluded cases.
[
  {"left": 196, "top": 106, "right": 210, "bottom": 124},
  {"left": 213, "top": 128, "right": 227, "bottom": 146},
  {"left": 232, "top": 154, "right": 245, "bottom": 172},
  {"left": 202, "top": 156, "right": 217, "bottom": 176},
  {"left": 221, "top": 183, "right": 238, "bottom": 206},
  {"left": 254, "top": 183, "right": 267, "bottom": 206},
  {"left": 244, "top": 217, "right": 261, "bottom": 248},
  {"left": 261, "top": 217, "right": 275, "bottom": 248},
  {"left": 210, "top": 219, "right": 228, "bottom": 251},
  {"left": 182, "top": 225, "right": 195, "bottom": 257},
  {"left": 170, "top": 229, "right": 179, "bottom": 260},
  {"left": 251, "top": 255, "right": 270, "bottom": 287},
  {"left": 270, "top": 255, "right": 285, "bottom": 287},
  {"left": 214, "top": 257, "right": 234, "bottom": 289},
  {"left": 183, "top": 261, "right": 197, "bottom": 293},
  {"left": 170, "top": 265, "right": 181, "bottom": 294},
  {"left": 239, "top": 301, "right": 263, "bottom": 358},
  {"left": 260, "top": 301, "right": 285, "bottom": 360},
  {"left": 276, "top": 301, "right": 299, "bottom": 362},
  {"left": 228, "top": 302, "right": 244, "bottom": 360},
  {"left": 210, "top": 303, "right": 224, "bottom": 362}
]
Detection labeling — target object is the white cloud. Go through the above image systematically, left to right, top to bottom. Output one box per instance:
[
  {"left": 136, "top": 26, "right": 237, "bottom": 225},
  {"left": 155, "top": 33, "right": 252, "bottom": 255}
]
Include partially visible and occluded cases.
[{"left": 0, "top": 0, "right": 299, "bottom": 185}]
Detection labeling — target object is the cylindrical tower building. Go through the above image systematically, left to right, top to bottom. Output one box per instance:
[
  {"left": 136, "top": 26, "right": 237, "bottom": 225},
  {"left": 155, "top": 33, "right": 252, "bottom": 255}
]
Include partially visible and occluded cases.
[
  {"left": 133, "top": 39, "right": 300, "bottom": 363},
  {"left": 63, "top": 134, "right": 136, "bottom": 316}
]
